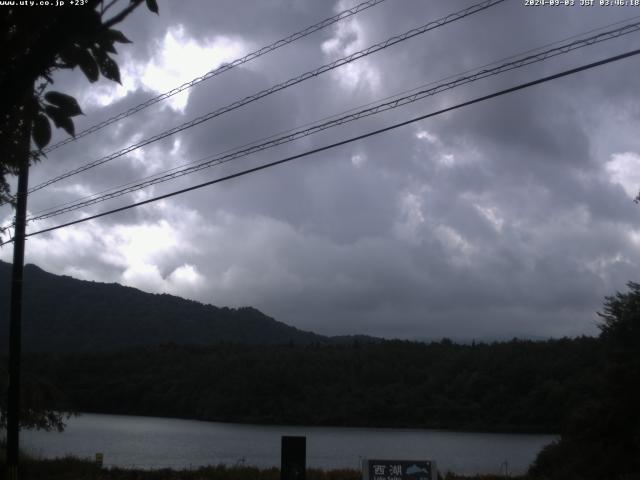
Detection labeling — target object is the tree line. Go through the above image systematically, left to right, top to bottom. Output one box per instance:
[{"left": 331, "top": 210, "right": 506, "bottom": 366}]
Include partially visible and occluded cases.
[
  {"left": 3, "top": 282, "right": 639, "bottom": 479},
  {"left": 10, "top": 336, "right": 601, "bottom": 433}
]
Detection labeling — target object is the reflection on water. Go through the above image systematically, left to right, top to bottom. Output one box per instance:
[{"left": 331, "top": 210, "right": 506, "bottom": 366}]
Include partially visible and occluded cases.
[{"left": 22, "top": 413, "right": 556, "bottom": 475}]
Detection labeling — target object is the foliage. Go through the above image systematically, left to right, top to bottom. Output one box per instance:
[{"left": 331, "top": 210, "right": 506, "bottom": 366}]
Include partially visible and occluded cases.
[
  {"left": 0, "top": 0, "right": 158, "bottom": 206},
  {"left": 0, "top": 1, "right": 158, "bottom": 431},
  {"left": 0, "top": 261, "right": 349, "bottom": 353},
  {"left": 0, "top": 264, "right": 605, "bottom": 434},
  {"left": 529, "top": 282, "right": 640, "bottom": 480},
  {"left": 19, "top": 337, "right": 600, "bottom": 433},
  {"left": 0, "top": 359, "right": 73, "bottom": 432},
  {"left": 0, "top": 453, "right": 536, "bottom": 480},
  {"left": 0, "top": 458, "right": 363, "bottom": 480},
  {"left": 444, "top": 476, "right": 531, "bottom": 480}
]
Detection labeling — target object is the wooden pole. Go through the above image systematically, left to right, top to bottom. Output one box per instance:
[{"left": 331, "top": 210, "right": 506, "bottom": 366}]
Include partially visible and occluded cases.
[{"left": 6, "top": 123, "right": 31, "bottom": 480}]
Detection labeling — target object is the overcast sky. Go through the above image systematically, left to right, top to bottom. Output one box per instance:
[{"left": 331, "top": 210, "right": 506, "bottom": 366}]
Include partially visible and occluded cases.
[{"left": 2, "top": 0, "right": 640, "bottom": 341}]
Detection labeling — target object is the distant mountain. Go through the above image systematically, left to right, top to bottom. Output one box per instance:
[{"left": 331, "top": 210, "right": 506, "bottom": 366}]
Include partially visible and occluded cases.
[{"left": 0, "top": 261, "right": 376, "bottom": 352}]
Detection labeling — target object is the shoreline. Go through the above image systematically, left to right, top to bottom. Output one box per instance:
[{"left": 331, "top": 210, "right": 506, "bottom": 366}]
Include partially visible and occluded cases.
[
  {"left": 70, "top": 410, "right": 560, "bottom": 436},
  {"left": 17, "top": 415, "right": 551, "bottom": 477},
  {"left": 1, "top": 456, "right": 531, "bottom": 480}
]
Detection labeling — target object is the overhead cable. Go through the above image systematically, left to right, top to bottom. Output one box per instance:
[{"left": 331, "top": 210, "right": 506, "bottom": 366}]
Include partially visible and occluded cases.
[
  {"left": 28, "top": 0, "right": 506, "bottom": 194},
  {"left": 39, "top": 0, "right": 390, "bottom": 154},
  {"left": 30, "top": 13, "right": 640, "bottom": 218},
  {"left": 26, "top": 20, "right": 640, "bottom": 222},
  {"left": 4, "top": 46, "right": 637, "bottom": 245}
]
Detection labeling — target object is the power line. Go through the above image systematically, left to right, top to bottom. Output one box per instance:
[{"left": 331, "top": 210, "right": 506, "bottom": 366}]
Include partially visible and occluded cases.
[
  {"left": 28, "top": 0, "right": 505, "bottom": 194},
  {"left": 39, "top": 0, "right": 390, "bottom": 155},
  {"left": 22, "top": 11, "right": 640, "bottom": 219},
  {"left": 28, "top": 14, "right": 640, "bottom": 219},
  {"left": 26, "top": 19, "right": 640, "bottom": 219},
  {"left": 26, "top": 20, "right": 640, "bottom": 222},
  {"left": 5, "top": 46, "right": 638, "bottom": 246}
]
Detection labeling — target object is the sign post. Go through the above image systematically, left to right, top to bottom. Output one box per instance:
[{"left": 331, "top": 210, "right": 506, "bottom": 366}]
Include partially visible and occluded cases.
[
  {"left": 281, "top": 436, "right": 306, "bottom": 480},
  {"left": 363, "top": 459, "right": 437, "bottom": 480}
]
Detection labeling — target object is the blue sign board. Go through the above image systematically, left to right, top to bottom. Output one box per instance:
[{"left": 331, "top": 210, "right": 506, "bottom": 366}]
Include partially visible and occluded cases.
[{"left": 365, "top": 460, "right": 434, "bottom": 480}]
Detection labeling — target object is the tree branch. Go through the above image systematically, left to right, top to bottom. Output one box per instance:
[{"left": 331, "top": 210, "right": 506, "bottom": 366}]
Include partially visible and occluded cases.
[
  {"left": 101, "top": 0, "right": 120, "bottom": 17},
  {"left": 103, "top": 0, "right": 144, "bottom": 29}
]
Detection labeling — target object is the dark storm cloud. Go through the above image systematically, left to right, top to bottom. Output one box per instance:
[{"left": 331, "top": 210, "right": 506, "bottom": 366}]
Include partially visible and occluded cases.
[{"left": 3, "top": 0, "right": 640, "bottom": 340}]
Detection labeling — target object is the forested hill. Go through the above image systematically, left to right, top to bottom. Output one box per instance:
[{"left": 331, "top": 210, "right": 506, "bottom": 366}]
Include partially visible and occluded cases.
[
  {"left": 0, "top": 261, "right": 374, "bottom": 352},
  {"left": 22, "top": 337, "right": 601, "bottom": 433}
]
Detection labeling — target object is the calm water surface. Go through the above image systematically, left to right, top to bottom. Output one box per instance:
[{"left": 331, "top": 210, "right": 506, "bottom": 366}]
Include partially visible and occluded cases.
[{"left": 22, "top": 413, "right": 556, "bottom": 475}]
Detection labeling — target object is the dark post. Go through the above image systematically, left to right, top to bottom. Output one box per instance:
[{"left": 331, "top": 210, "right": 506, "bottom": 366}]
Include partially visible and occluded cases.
[
  {"left": 6, "top": 147, "right": 30, "bottom": 480},
  {"left": 281, "top": 436, "right": 306, "bottom": 480}
]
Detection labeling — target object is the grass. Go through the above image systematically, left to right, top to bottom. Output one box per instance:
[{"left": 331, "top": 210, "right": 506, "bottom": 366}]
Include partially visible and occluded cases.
[
  {"left": 0, "top": 444, "right": 531, "bottom": 480},
  {"left": 1, "top": 460, "right": 361, "bottom": 480},
  {"left": 0, "top": 461, "right": 532, "bottom": 480},
  {"left": 0, "top": 461, "right": 533, "bottom": 480}
]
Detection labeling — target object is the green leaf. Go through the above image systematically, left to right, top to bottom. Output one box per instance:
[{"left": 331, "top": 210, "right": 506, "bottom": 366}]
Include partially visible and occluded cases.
[
  {"left": 146, "top": 0, "right": 159, "bottom": 14},
  {"left": 81, "top": 9, "right": 103, "bottom": 33},
  {"left": 103, "top": 28, "right": 132, "bottom": 44},
  {"left": 95, "top": 39, "right": 118, "bottom": 55},
  {"left": 59, "top": 45, "right": 83, "bottom": 68},
  {"left": 77, "top": 49, "right": 99, "bottom": 83},
  {"left": 98, "top": 54, "right": 121, "bottom": 84},
  {"left": 44, "top": 91, "right": 83, "bottom": 117},
  {"left": 44, "top": 105, "right": 61, "bottom": 125},
  {"left": 44, "top": 106, "right": 75, "bottom": 137},
  {"left": 32, "top": 114, "right": 51, "bottom": 150},
  {"left": 59, "top": 116, "right": 75, "bottom": 137}
]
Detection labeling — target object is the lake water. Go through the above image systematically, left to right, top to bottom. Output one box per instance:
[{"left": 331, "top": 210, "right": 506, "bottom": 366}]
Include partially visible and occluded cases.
[{"left": 21, "top": 413, "right": 556, "bottom": 476}]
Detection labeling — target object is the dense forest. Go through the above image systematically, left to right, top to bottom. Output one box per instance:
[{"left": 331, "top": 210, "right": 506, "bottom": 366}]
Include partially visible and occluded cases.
[
  {"left": 0, "top": 261, "right": 375, "bottom": 352},
  {"left": 1, "top": 261, "right": 638, "bottom": 478},
  {"left": 529, "top": 282, "right": 640, "bottom": 479},
  {"left": 13, "top": 337, "right": 600, "bottom": 433}
]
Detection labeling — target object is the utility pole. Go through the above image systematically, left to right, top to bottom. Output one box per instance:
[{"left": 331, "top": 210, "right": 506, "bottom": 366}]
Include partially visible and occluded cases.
[{"left": 6, "top": 101, "right": 32, "bottom": 480}]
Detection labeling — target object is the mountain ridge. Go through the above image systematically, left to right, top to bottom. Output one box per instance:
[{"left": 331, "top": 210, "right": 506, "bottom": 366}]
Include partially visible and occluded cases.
[{"left": 0, "top": 260, "right": 378, "bottom": 352}]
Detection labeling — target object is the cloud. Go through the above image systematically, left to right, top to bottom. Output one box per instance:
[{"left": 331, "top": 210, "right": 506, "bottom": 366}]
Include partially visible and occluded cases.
[
  {"left": 3, "top": 0, "right": 640, "bottom": 341},
  {"left": 321, "top": 12, "right": 380, "bottom": 92},
  {"left": 77, "top": 24, "right": 248, "bottom": 112},
  {"left": 140, "top": 25, "right": 247, "bottom": 112},
  {"left": 606, "top": 152, "right": 640, "bottom": 199}
]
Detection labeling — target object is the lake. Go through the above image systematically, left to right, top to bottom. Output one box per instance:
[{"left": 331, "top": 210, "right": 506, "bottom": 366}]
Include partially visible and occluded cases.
[{"left": 21, "top": 413, "right": 556, "bottom": 476}]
